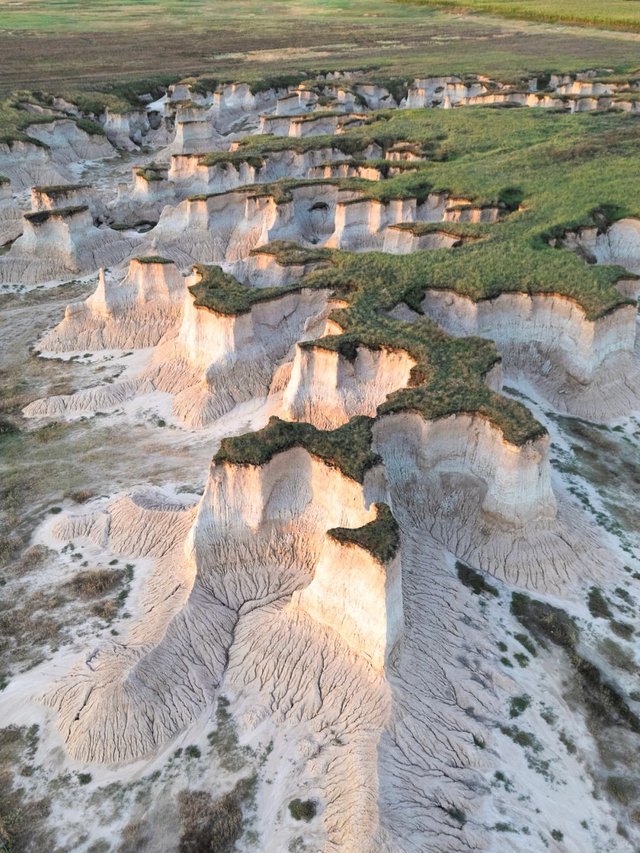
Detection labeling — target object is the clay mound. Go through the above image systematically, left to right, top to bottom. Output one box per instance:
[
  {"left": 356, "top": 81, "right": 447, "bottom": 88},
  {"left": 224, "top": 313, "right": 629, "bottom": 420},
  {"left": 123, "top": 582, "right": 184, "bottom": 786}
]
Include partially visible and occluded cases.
[
  {"left": 25, "top": 119, "right": 115, "bottom": 163},
  {"left": 0, "top": 140, "right": 70, "bottom": 190},
  {"left": 0, "top": 206, "right": 139, "bottom": 286},
  {"left": 37, "top": 258, "right": 185, "bottom": 352},
  {"left": 25, "top": 277, "right": 332, "bottom": 426},
  {"left": 420, "top": 289, "right": 640, "bottom": 420},
  {"left": 283, "top": 342, "right": 416, "bottom": 429},
  {"left": 374, "top": 411, "right": 615, "bottom": 594},
  {"left": 44, "top": 449, "right": 382, "bottom": 764}
]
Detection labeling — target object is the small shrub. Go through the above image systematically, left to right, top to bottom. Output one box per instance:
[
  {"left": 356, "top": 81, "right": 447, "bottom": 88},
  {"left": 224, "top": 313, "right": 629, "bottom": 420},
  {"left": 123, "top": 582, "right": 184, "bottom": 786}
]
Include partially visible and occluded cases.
[
  {"left": 66, "top": 489, "right": 94, "bottom": 504},
  {"left": 456, "top": 561, "right": 499, "bottom": 597},
  {"left": 69, "top": 569, "right": 124, "bottom": 599},
  {"left": 588, "top": 587, "right": 611, "bottom": 619},
  {"left": 610, "top": 620, "right": 634, "bottom": 640},
  {"left": 514, "top": 633, "right": 537, "bottom": 656},
  {"left": 599, "top": 638, "right": 637, "bottom": 673},
  {"left": 514, "top": 653, "right": 529, "bottom": 668},
  {"left": 510, "top": 695, "right": 531, "bottom": 718},
  {"left": 500, "top": 725, "right": 542, "bottom": 752},
  {"left": 559, "top": 730, "right": 576, "bottom": 755},
  {"left": 185, "top": 745, "right": 201, "bottom": 759},
  {"left": 77, "top": 773, "right": 92, "bottom": 785},
  {"left": 605, "top": 775, "right": 639, "bottom": 806},
  {"left": 289, "top": 799, "right": 317, "bottom": 822},
  {"left": 446, "top": 805, "right": 466, "bottom": 825},
  {"left": 551, "top": 829, "right": 564, "bottom": 841}
]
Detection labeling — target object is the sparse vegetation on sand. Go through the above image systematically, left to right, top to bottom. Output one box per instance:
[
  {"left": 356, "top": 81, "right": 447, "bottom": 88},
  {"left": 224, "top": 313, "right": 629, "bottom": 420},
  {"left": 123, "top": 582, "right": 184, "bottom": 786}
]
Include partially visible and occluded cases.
[{"left": 511, "top": 593, "right": 640, "bottom": 734}]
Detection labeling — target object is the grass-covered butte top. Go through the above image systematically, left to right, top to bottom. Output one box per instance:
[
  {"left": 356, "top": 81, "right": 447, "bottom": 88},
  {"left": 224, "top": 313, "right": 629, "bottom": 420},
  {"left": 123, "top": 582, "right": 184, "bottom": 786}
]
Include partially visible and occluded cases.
[
  {"left": 200, "top": 105, "right": 640, "bottom": 469},
  {"left": 217, "top": 107, "right": 640, "bottom": 320},
  {"left": 135, "top": 165, "right": 167, "bottom": 182},
  {"left": 33, "top": 183, "right": 89, "bottom": 196},
  {"left": 24, "top": 205, "right": 88, "bottom": 224},
  {"left": 198, "top": 250, "right": 543, "bottom": 447},
  {"left": 135, "top": 255, "right": 174, "bottom": 265},
  {"left": 188, "top": 264, "right": 328, "bottom": 316},
  {"left": 215, "top": 415, "right": 381, "bottom": 483},
  {"left": 328, "top": 503, "right": 400, "bottom": 564}
]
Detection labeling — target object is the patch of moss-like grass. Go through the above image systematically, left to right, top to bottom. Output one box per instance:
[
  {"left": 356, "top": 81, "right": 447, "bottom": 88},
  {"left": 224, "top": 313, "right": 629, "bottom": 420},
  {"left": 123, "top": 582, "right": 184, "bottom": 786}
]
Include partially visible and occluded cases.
[
  {"left": 0, "top": 97, "right": 57, "bottom": 146},
  {"left": 75, "top": 117, "right": 105, "bottom": 136},
  {"left": 134, "top": 165, "right": 166, "bottom": 182},
  {"left": 23, "top": 205, "right": 88, "bottom": 225},
  {"left": 135, "top": 255, "right": 173, "bottom": 265},
  {"left": 188, "top": 264, "right": 329, "bottom": 316},
  {"left": 216, "top": 416, "right": 380, "bottom": 484},
  {"left": 328, "top": 503, "right": 399, "bottom": 563},
  {"left": 588, "top": 586, "right": 612, "bottom": 619}
]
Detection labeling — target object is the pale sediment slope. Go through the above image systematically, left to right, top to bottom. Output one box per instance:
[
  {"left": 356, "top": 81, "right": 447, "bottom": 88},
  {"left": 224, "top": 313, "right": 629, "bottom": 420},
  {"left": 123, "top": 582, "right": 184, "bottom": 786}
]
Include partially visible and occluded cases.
[
  {"left": 0, "top": 120, "right": 116, "bottom": 189},
  {"left": 0, "top": 140, "right": 70, "bottom": 190},
  {"left": 0, "top": 181, "right": 22, "bottom": 246},
  {"left": 0, "top": 205, "right": 139, "bottom": 286},
  {"left": 563, "top": 217, "right": 640, "bottom": 278},
  {"left": 37, "top": 258, "right": 185, "bottom": 352},
  {"left": 25, "top": 281, "right": 331, "bottom": 426},
  {"left": 421, "top": 289, "right": 640, "bottom": 420},
  {"left": 283, "top": 343, "right": 416, "bottom": 429},
  {"left": 374, "top": 411, "right": 614, "bottom": 593},
  {"left": 45, "top": 449, "right": 383, "bottom": 765},
  {"left": 292, "top": 507, "right": 403, "bottom": 671}
]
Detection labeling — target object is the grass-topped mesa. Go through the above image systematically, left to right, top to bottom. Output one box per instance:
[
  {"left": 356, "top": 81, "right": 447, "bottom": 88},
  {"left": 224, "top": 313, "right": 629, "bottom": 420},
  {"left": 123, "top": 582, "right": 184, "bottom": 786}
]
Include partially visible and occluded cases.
[
  {"left": 188, "top": 264, "right": 329, "bottom": 317},
  {"left": 215, "top": 415, "right": 381, "bottom": 483}
]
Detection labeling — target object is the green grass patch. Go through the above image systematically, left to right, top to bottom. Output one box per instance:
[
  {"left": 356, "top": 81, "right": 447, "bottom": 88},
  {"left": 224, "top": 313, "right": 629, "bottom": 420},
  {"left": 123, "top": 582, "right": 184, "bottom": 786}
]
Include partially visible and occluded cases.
[
  {"left": 402, "top": 0, "right": 640, "bottom": 32},
  {"left": 23, "top": 205, "right": 88, "bottom": 225},
  {"left": 135, "top": 255, "right": 173, "bottom": 265},
  {"left": 188, "top": 264, "right": 328, "bottom": 316},
  {"left": 215, "top": 415, "right": 380, "bottom": 483},
  {"left": 328, "top": 502, "right": 400, "bottom": 563}
]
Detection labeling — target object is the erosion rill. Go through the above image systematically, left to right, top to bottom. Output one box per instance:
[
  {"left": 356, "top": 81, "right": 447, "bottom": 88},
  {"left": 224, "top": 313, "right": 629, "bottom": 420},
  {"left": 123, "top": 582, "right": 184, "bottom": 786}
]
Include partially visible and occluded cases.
[{"left": 2, "top": 65, "right": 640, "bottom": 852}]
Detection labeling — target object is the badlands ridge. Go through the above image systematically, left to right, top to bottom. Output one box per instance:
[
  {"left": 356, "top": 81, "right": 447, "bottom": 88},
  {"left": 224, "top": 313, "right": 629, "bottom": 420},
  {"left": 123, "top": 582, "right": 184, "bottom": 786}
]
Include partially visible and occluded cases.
[{"left": 2, "top": 69, "right": 640, "bottom": 851}]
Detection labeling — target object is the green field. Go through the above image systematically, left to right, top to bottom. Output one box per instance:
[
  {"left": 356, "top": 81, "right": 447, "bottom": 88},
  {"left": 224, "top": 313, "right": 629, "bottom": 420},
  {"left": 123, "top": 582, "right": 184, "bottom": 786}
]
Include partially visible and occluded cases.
[
  {"left": 3, "top": 0, "right": 640, "bottom": 95},
  {"left": 404, "top": 0, "right": 640, "bottom": 31}
]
